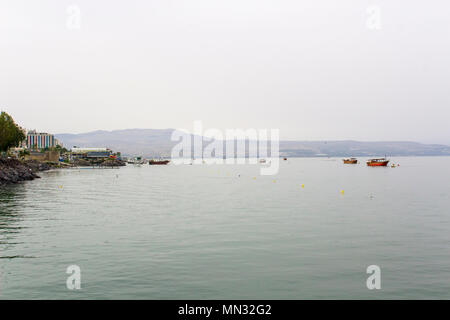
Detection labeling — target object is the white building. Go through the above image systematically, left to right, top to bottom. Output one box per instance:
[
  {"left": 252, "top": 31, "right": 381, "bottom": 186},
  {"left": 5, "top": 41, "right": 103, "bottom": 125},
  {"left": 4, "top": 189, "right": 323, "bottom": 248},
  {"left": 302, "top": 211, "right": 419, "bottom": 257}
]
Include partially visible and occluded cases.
[
  {"left": 26, "top": 130, "right": 60, "bottom": 150},
  {"left": 70, "top": 147, "right": 112, "bottom": 159}
]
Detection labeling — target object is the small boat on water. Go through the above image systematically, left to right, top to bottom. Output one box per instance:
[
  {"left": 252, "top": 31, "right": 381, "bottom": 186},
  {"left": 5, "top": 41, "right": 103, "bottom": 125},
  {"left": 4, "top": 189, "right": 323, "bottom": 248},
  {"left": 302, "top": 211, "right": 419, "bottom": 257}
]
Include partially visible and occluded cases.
[
  {"left": 128, "top": 156, "right": 145, "bottom": 165},
  {"left": 343, "top": 158, "right": 358, "bottom": 164},
  {"left": 366, "top": 158, "right": 389, "bottom": 167},
  {"left": 149, "top": 159, "right": 170, "bottom": 165},
  {"left": 259, "top": 159, "right": 266, "bottom": 164}
]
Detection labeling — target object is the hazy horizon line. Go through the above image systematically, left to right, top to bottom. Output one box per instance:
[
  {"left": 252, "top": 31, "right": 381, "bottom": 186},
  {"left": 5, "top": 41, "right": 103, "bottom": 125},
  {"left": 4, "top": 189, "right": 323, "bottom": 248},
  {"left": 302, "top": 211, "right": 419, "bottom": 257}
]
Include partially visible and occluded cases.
[{"left": 53, "top": 128, "right": 450, "bottom": 146}]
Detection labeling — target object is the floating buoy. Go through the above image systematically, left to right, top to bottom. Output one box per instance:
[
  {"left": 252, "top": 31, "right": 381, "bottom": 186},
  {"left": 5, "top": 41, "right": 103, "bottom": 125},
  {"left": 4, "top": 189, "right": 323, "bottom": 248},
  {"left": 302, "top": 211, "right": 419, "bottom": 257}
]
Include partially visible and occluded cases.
[
  {"left": 253, "top": 177, "right": 256, "bottom": 180},
  {"left": 273, "top": 180, "right": 276, "bottom": 183},
  {"left": 301, "top": 184, "right": 304, "bottom": 188},
  {"left": 58, "top": 185, "right": 63, "bottom": 189},
  {"left": 340, "top": 190, "right": 344, "bottom": 195}
]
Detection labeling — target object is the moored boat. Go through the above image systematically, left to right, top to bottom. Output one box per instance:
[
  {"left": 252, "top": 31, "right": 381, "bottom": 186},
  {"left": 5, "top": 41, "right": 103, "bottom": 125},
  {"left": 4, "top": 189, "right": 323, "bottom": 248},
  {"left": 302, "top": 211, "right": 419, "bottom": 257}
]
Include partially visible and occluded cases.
[
  {"left": 128, "top": 156, "right": 145, "bottom": 165},
  {"left": 343, "top": 158, "right": 358, "bottom": 164},
  {"left": 366, "top": 158, "right": 389, "bottom": 167},
  {"left": 149, "top": 159, "right": 170, "bottom": 165}
]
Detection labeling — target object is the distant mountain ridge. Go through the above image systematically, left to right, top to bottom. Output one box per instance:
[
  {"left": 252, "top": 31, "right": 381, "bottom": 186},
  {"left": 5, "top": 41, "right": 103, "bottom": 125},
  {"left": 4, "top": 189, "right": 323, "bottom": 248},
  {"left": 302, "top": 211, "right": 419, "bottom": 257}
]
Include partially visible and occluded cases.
[
  {"left": 56, "top": 129, "right": 450, "bottom": 158},
  {"left": 57, "top": 129, "right": 176, "bottom": 157}
]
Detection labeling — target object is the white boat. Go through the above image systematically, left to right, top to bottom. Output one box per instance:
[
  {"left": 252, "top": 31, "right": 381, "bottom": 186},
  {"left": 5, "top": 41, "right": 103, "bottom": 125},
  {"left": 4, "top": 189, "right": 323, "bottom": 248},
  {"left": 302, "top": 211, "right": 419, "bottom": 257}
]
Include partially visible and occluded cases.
[{"left": 128, "top": 156, "right": 145, "bottom": 165}]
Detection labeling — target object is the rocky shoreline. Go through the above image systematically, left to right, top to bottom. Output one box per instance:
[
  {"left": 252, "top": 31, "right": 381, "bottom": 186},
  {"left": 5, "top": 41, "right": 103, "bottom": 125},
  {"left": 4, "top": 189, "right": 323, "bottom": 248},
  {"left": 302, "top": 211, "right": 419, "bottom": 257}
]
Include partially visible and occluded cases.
[
  {"left": 0, "top": 158, "right": 54, "bottom": 185},
  {"left": 0, "top": 158, "right": 127, "bottom": 185},
  {"left": 72, "top": 158, "right": 126, "bottom": 167}
]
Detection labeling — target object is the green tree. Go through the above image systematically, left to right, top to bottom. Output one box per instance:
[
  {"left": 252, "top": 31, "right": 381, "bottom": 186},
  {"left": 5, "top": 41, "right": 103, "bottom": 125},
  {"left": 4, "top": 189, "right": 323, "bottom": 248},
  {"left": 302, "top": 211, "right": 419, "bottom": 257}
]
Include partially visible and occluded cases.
[
  {"left": 0, "top": 111, "right": 26, "bottom": 152},
  {"left": 54, "top": 144, "right": 69, "bottom": 154},
  {"left": 19, "top": 149, "right": 30, "bottom": 158}
]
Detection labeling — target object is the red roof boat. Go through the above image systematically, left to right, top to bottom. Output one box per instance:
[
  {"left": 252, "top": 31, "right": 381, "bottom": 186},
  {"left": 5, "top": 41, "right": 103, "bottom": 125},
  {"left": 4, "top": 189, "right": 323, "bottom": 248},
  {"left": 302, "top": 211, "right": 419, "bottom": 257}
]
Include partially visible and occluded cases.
[
  {"left": 343, "top": 158, "right": 358, "bottom": 164},
  {"left": 366, "top": 158, "right": 389, "bottom": 167},
  {"left": 149, "top": 159, "right": 170, "bottom": 165}
]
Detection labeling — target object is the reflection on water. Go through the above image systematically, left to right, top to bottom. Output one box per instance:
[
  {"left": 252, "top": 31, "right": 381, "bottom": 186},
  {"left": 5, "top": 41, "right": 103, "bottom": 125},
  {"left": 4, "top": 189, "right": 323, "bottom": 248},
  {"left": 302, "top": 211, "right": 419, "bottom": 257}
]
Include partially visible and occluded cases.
[
  {"left": 0, "top": 158, "right": 450, "bottom": 299},
  {"left": 0, "top": 185, "right": 27, "bottom": 248}
]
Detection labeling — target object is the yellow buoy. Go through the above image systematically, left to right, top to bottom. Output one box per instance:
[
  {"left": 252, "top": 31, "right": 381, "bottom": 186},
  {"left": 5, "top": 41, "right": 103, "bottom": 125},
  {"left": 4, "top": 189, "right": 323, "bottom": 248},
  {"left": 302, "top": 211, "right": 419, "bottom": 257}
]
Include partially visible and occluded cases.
[
  {"left": 253, "top": 177, "right": 256, "bottom": 180},
  {"left": 273, "top": 180, "right": 276, "bottom": 183},
  {"left": 301, "top": 184, "right": 304, "bottom": 188},
  {"left": 340, "top": 190, "right": 344, "bottom": 195}
]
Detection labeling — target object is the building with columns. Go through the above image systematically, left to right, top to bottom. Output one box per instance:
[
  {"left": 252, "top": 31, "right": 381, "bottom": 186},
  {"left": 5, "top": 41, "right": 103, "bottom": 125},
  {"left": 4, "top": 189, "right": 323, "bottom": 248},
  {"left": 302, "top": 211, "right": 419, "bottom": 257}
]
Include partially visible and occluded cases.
[{"left": 26, "top": 130, "right": 61, "bottom": 150}]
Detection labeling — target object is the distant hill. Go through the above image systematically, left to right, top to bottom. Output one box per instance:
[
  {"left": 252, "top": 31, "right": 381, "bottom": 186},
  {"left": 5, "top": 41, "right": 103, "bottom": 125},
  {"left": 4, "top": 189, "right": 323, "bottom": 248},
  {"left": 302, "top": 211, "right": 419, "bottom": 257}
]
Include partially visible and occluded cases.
[
  {"left": 56, "top": 129, "right": 450, "bottom": 158},
  {"left": 56, "top": 129, "right": 175, "bottom": 157},
  {"left": 279, "top": 140, "right": 450, "bottom": 157}
]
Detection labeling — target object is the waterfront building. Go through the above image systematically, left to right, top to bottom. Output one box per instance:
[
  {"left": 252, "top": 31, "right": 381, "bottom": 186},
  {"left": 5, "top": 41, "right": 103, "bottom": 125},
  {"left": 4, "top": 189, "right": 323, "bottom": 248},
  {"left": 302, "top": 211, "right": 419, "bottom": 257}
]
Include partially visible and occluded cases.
[
  {"left": 26, "top": 130, "right": 59, "bottom": 150},
  {"left": 70, "top": 147, "right": 113, "bottom": 160}
]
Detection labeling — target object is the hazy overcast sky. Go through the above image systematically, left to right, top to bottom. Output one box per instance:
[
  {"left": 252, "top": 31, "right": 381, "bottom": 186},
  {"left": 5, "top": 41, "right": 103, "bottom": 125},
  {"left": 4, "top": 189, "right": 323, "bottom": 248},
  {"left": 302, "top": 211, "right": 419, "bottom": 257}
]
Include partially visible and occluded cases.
[{"left": 1, "top": 0, "right": 449, "bottom": 143}]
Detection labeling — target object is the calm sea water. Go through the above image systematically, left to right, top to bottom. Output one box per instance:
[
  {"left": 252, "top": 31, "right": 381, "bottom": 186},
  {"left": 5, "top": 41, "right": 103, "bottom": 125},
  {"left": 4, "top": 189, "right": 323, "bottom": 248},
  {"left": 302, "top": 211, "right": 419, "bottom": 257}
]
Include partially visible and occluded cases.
[{"left": 1, "top": 157, "right": 449, "bottom": 299}]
